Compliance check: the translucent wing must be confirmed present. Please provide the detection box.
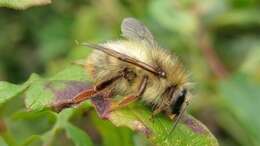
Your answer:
[121,17,158,48]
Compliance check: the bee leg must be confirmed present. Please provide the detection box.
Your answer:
[149,107,163,122]
[72,74,123,104]
[72,87,97,104]
[109,75,148,112]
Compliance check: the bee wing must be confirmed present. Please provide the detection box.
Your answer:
[121,17,158,48]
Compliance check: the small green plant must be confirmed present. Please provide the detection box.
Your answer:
[3,0,259,145]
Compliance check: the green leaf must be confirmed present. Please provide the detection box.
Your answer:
[37,18,72,63]
[107,104,218,146]
[149,0,197,35]
[65,123,93,146]
[90,111,134,146]
[0,73,40,106]
[41,108,93,146]
[0,82,24,105]
[240,46,260,77]
[25,80,91,111]
[218,73,260,145]
[56,108,75,128]
[0,137,8,146]
[40,109,75,145]
[25,80,55,111]
[25,65,90,111]
[49,65,89,81]
[21,135,42,146]
[209,9,260,29]
[0,0,51,10]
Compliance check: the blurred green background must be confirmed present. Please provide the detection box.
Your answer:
[0,0,260,146]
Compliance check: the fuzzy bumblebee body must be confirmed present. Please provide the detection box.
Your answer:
[83,18,191,118]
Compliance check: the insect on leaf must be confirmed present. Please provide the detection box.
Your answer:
[18,65,218,146]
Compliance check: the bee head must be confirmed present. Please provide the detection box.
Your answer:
[163,88,188,139]
[170,88,187,116]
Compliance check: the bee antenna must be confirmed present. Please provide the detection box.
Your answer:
[164,104,187,141]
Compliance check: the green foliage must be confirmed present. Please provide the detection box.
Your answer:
[25,65,89,111]
[0,137,8,146]
[90,111,134,146]
[0,74,39,105]
[1,0,260,146]
[150,0,197,35]
[65,123,93,146]
[0,0,51,10]
[109,104,218,146]
[218,74,260,145]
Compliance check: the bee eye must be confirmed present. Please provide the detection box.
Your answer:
[170,89,187,115]
[159,70,166,78]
